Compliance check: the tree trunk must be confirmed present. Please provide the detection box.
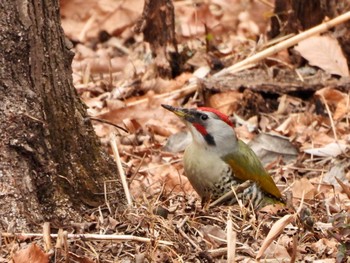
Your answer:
[0,0,126,231]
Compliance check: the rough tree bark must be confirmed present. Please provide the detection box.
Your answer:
[0,0,126,231]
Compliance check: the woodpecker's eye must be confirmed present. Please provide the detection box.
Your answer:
[200,114,208,121]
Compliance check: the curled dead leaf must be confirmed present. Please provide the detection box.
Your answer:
[256,214,295,260]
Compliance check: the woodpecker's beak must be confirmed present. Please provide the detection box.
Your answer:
[161,104,194,122]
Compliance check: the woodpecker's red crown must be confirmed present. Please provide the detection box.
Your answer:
[197,107,234,128]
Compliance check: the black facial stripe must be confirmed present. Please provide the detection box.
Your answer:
[204,133,216,146]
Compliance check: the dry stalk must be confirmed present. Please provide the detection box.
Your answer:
[79,13,97,42]
[290,233,298,263]
[346,91,350,127]
[129,153,146,184]
[227,211,236,263]
[42,222,52,252]
[2,232,173,246]
[319,95,338,141]
[110,133,133,206]
[63,231,69,263]
[103,180,113,214]
[126,79,199,107]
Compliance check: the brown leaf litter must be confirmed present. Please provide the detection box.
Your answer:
[2,0,350,262]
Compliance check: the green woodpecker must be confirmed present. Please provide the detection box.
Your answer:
[162,104,283,208]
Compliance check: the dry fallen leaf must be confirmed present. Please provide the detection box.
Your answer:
[256,214,295,260]
[315,87,349,121]
[323,162,348,189]
[73,56,129,74]
[61,0,143,41]
[312,259,336,263]
[68,253,95,263]
[261,242,291,261]
[310,238,338,258]
[259,203,286,215]
[303,142,348,157]
[335,177,350,199]
[208,90,242,116]
[292,178,316,200]
[163,131,191,153]
[131,161,192,198]
[248,133,298,165]
[177,4,221,37]
[294,35,349,77]
[12,243,49,263]
[316,87,347,105]
[200,225,227,247]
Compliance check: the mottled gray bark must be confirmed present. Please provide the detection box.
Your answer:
[0,0,125,231]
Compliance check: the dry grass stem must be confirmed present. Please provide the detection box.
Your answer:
[129,153,147,184]
[320,95,338,141]
[103,180,113,214]
[2,232,173,246]
[63,231,69,263]
[110,133,133,206]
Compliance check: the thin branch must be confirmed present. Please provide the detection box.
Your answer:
[176,216,200,250]
[1,232,173,246]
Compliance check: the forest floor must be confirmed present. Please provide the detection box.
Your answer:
[4,0,350,262]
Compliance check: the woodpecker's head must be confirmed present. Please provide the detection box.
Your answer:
[162,104,238,154]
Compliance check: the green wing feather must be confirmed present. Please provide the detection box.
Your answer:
[222,140,282,198]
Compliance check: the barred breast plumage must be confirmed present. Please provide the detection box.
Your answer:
[184,141,266,207]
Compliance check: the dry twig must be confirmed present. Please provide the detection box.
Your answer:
[176,216,201,250]
[2,232,173,246]
[110,133,133,206]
